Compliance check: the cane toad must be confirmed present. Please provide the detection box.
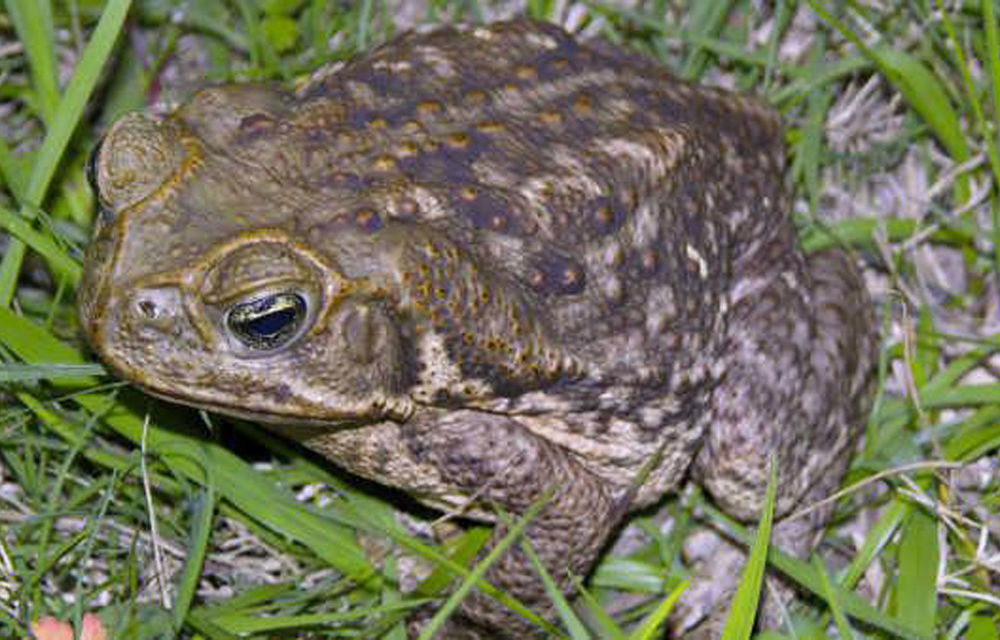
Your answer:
[79,18,876,638]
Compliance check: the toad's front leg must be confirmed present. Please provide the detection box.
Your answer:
[399,408,622,639]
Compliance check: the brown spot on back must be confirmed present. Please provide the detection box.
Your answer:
[528,253,587,296]
[417,101,443,117]
[586,196,627,236]
[464,90,488,106]
[448,186,526,236]
[476,121,507,134]
[354,208,383,231]
[573,94,594,115]
[373,155,398,172]
[515,65,539,81]
[540,111,563,124]
[447,132,471,149]
[401,120,423,134]
[397,141,419,158]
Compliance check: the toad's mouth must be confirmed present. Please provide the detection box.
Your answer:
[139,385,371,438]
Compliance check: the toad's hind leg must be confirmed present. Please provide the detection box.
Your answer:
[676,245,876,634]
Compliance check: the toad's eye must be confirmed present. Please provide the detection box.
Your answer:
[227,292,307,350]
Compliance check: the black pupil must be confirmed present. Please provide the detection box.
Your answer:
[246,307,295,337]
[229,293,306,350]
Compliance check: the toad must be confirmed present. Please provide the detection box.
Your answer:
[79,18,876,638]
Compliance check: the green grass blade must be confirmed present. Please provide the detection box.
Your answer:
[522,539,589,639]
[4,0,59,122]
[410,527,490,597]
[680,0,737,79]
[946,406,1000,461]
[182,611,241,640]
[940,6,1000,194]
[796,41,833,216]
[417,496,558,640]
[356,0,375,50]
[702,500,933,640]
[869,47,970,166]
[814,556,856,640]
[893,506,939,635]
[982,0,1000,278]
[0,203,82,285]
[771,55,871,105]
[172,486,218,633]
[839,500,907,588]
[721,459,778,640]
[208,600,425,633]
[194,583,296,615]
[590,556,669,593]
[574,579,629,640]
[16,392,141,475]
[800,215,974,253]
[0,363,106,382]
[0,0,132,306]
[968,614,1000,640]
[629,580,688,640]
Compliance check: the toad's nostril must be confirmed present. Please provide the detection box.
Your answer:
[127,289,182,331]
[137,298,158,319]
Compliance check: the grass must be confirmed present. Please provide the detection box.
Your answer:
[1,0,999,638]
